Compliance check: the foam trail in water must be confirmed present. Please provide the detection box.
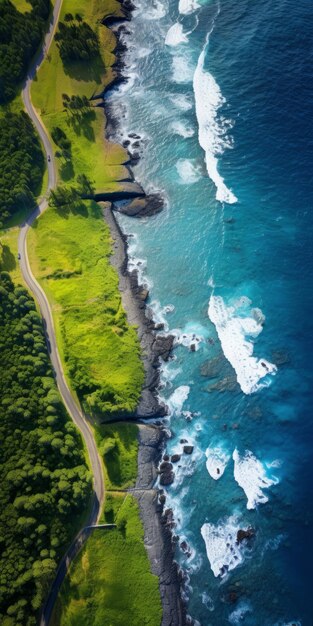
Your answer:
[170,94,193,110]
[176,159,202,184]
[167,385,190,415]
[233,449,278,509]
[145,0,167,20]
[205,444,230,479]
[165,22,189,46]
[179,0,200,14]
[170,120,195,138]
[208,295,277,394]
[193,24,237,204]
[201,515,244,577]
[228,601,252,624]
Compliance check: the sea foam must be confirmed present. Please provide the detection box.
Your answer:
[233,449,278,509]
[170,120,194,138]
[170,94,193,111]
[167,385,190,415]
[193,39,237,204]
[228,601,252,624]
[172,54,194,83]
[165,22,188,46]
[205,444,230,479]
[179,0,200,14]
[208,295,277,394]
[176,158,201,184]
[201,515,244,577]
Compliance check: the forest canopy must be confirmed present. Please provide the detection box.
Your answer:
[0,0,51,103]
[0,111,44,226]
[55,19,100,63]
[0,272,91,625]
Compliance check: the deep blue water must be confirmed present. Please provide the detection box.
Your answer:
[110,0,313,623]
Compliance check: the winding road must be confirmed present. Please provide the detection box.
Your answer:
[17,2,105,623]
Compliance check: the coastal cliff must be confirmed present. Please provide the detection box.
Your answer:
[99,2,187,623]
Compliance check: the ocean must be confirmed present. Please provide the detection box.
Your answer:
[109,0,313,623]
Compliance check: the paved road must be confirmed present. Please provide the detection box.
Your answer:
[17,2,105,623]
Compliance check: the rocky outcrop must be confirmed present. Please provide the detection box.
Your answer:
[115,193,164,218]
[236,528,255,544]
[135,425,186,626]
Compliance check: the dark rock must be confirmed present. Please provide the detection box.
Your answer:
[160,471,175,486]
[117,193,164,218]
[171,454,181,463]
[154,322,165,331]
[190,343,196,352]
[183,445,194,455]
[180,439,188,444]
[152,334,174,362]
[180,541,188,552]
[138,287,149,301]
[159,461,173,472]
[163,454,170,462]
[236,528,255,544]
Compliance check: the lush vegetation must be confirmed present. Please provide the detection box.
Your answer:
[0,271,91,626]
[31,0,129,192]
[0,111,45,226]
[28,200,144,419]
[0,0,51,103]
[52,495,162,626]
[55,18,100,63]
[96,423,139,490]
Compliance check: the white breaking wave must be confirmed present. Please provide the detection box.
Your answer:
[233,449,278,510]
[172,54,194,83]
[165,22,188,46]
[167,385,190,415]
[205,445,230,479]
[179,0,201,14]
[170,120,194,138]
[170,94,193,111]
[201,515,244,577]
[176,158,202,184]
[193,34,237,204]
[208,295,277,394]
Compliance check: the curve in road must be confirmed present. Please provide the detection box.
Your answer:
[16,2,105,623]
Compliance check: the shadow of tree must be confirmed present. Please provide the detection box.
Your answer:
[60,159,75,181]
[1,245,16,272]
[63,56,105,84]
[66,110,96,142]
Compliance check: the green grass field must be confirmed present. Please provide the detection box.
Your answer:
[10,0,31,13]
[95,422,139,490]
[28,200,144,418]
[51,495,162,626]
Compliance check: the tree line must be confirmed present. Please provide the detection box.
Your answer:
[0,111,44,226]
[0,272,91,625]
[55,18,100,63]
[0,0,51,103]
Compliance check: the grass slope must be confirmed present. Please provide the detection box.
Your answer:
[28,201,144,418]
[52,496,162,626]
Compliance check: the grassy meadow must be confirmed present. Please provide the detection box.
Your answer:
[28,200,144,418]
[51,495,162,626]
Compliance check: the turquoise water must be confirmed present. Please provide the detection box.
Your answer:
[110,0,313,623]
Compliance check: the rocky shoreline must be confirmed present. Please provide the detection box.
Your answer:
[98,2,188,625]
